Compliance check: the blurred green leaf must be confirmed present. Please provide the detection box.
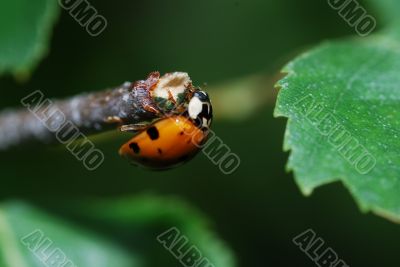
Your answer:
[0,0,59,78]
[0,195,235,267]
[76,194,236,267]
[0,201,139,267]
[367,0,400,25]
[209,73,278,121]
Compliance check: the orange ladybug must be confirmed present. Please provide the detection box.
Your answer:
[119,91,213,170]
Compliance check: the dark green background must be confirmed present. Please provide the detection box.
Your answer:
[0,0,398,266]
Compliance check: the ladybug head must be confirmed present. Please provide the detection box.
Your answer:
[188,90,213,130]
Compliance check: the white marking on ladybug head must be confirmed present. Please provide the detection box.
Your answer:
[188,91,213,130]
[188,95,203,120]
[152,72,192,102]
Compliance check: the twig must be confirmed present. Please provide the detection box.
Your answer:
[0,72,194,150]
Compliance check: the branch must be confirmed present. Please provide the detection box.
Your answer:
[0,72,194,150]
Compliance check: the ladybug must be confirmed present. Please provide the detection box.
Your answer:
[119,90,213,170]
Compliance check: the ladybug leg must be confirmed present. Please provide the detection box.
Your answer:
[120,123,150,133]
[107,116,151,132]
[105,116,124,124]
[143,103,161,115]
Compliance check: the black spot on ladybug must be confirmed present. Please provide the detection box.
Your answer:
[157,148,163,154]
[180,131,184,135]
[129,142,140,154]
[147,126,159,140]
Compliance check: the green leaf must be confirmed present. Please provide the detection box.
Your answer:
[0,0,59,78]
[274,33,400,222]
[0,201,139,267]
